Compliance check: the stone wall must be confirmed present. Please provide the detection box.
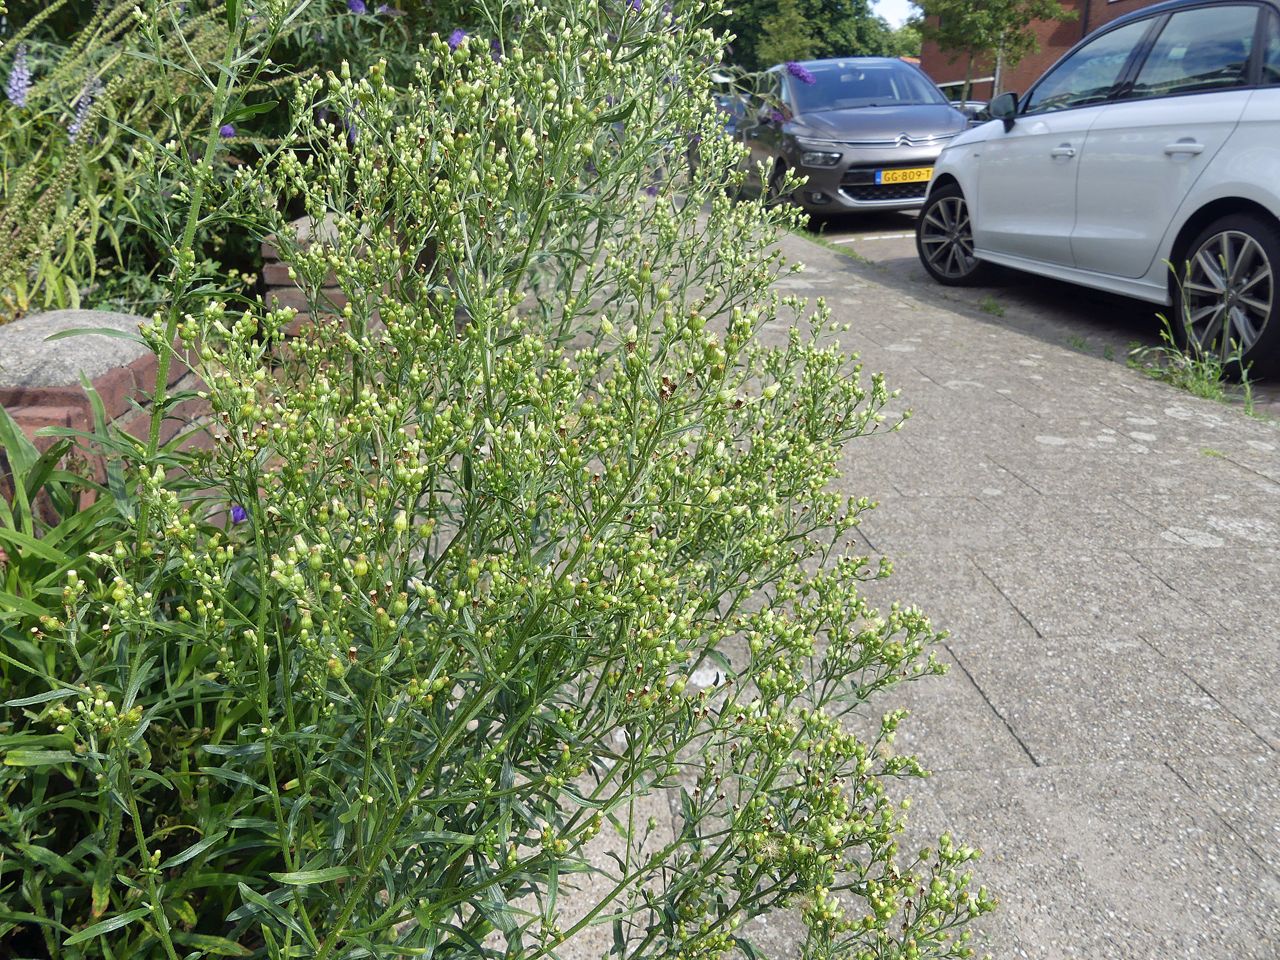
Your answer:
[0,309,206,494]
[1,215,350,502]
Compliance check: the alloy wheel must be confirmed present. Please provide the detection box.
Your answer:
[919,195,978,280]
[1183,230,1274,360]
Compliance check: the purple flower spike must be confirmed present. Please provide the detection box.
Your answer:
[644,184,659,196]
[626,0,642,12]
[7,43,30,108]
[219,123,236,138]
[68,79,102,144]
[448,28,467,51]
[230,504,248,524]
[491,37,503,61]
[785,61,816,84]
[348,0,368,13]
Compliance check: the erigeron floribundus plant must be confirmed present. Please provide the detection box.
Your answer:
[1,0,992,957]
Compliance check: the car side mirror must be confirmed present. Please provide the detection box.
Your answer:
[990,91,1018,131]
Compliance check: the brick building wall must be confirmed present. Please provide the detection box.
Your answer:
[920,0,1164,99]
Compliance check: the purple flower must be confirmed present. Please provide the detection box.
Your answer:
[230,504,248,524]
[219,123,236,138]
[6,43,30,108]
[768,108,785,124]
[490,37,503,61]
[6,43,29,106]
[644,184,659,196]
[68,79,102,144]
[626,0,642,11]
[347,0,367,13]
[447,28,467,51]
[785,61,816,85]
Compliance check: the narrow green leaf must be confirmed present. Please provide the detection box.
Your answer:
[268,866,354,885]
[173,932,252,956]
[233,883,313,943]
[3,688,79,707]
[0,403,40,479]
[159,830,226,870]
[4,749,78,766]
[63,907,151,945]
[0,525,70,564]
[43,326,146,345]
[223,100,278,125]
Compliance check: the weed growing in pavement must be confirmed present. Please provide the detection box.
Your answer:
[1128,311,1254,406]
[977,295,1004,317]
[800,227,877,266]
[1066,334,1087,351]
[1128,266,1275,416]
[1102,344,1115,361]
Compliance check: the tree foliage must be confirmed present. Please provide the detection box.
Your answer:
[722,0,890,70]
[755,0,817,66]
[884,16,923,59]
[917,0,1077,87]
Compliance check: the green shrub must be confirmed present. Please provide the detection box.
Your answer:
[0,0,992,957]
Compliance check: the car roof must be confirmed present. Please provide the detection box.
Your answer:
[1106,0,1280,31]
[771,57,914,71]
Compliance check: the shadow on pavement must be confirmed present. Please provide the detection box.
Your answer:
[798,211,1280,410]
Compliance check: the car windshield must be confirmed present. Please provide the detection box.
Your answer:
[789,62,948,114]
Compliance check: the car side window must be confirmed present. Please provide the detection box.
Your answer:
[1127,4,1258,99]
[1265,11,1280,84]
[1023,18,1153,114]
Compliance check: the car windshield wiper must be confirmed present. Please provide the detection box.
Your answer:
[802,101,941,113]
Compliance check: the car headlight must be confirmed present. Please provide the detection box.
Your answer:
[800,151,842,168]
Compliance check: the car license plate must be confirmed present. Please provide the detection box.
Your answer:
[876,167,932,185]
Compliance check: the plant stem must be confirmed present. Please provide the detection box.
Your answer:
[136,14,241,542]
[118,753,181,960]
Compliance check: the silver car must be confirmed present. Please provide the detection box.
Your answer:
[917,0,1280,374]
[737,57,969,215]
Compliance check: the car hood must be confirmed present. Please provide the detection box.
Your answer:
[788,104,968,142]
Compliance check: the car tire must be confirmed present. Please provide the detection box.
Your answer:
[916,182,990,286]
[1172,213,1280,379]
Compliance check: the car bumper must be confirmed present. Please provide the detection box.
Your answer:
[790,144,946,213]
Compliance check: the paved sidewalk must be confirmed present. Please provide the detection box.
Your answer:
[759,231,1280,959]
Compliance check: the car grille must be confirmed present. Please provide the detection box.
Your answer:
[840,166,929,203]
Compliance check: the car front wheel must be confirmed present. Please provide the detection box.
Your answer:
[916,183,990,286]
[1174,213,1280,379]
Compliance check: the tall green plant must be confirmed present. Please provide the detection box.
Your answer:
[0,0,992,958]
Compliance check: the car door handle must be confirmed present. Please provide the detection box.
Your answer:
[1164,139,1205,156]
[1050,144,1076,159]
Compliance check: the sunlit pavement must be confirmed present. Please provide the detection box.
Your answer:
[734,225,1280,960]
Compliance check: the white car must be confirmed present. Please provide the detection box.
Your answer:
[916,0,1280,375]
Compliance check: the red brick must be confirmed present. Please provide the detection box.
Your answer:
[265,286,349,315]
[920,0,1164,96]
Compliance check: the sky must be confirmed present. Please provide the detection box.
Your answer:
[874,0,917,27]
